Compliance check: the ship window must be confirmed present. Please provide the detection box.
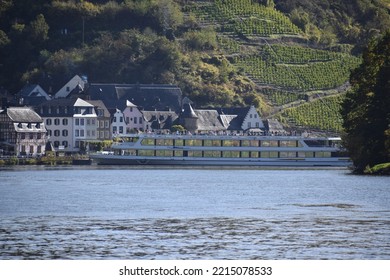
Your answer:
[250,140,259,147]
[174,150,183,157]
[222,140,240,147]
[185,139,202,146]
[241,151,250,158]
[188,151,202,157]
[156,150,173,157]
[280,152,296,158]
[141,138,155,145]
[250,151,259,158]
[298,152,306,158]
[156,139,173,146]
[138,150,154,156]
[203,140,212,146]
[241,140,250,147]
[204,151,221,157]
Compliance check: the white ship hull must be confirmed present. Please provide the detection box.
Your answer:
[90,154,350,167]
[90,133,351,167]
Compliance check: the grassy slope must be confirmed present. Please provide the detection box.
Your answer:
[187,0,365,134]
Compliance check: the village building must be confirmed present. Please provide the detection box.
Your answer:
[37,98,98,153]
[54,75,88,99]
[123,100,144,133]
[87,100,111,141]
[111,109,126,136]
[16,84,51,106]
[0,107,47,157]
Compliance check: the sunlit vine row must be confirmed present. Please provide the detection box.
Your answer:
[189,0,300,36]
[277,94,345,132]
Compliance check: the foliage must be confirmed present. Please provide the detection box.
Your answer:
[278,94,345,132]
[341,32,390,173]
[275,0,390,48]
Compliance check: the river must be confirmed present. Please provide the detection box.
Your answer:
[0,166,389,259]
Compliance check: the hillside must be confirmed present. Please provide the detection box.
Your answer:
[0,0,389,134]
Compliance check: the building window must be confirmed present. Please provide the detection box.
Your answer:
[139,117,143,124]
[37,133,41,139]
[134,117,137,124]
[87,119,91,125]
[75,130,79,137]
[63,119,68,126]
[62,130,68,137]
[54,130,60,137]
[119,126,123,133]
[105,120,109,128]
[247,122,251,128]
[46,119,52,126]
[105,131,109,138]
[75,118,79,126]
[113,117,117,122]
[47,130,52,136]
[56,107,60,114]
[54,118,60,125]
[120,117,123,122]
[62,141,68,147]
[29,146,34,154]
[54,141,59,147]
[91,119,95,125]
[80,119,84,126]
[80,130,84,137]
[37,146,42,154]
[29,133,34,139]
[21,133,25,139]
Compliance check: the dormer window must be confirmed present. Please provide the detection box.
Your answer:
[36,123,40,129]
[27,123,32,129]
[18,123,22,128]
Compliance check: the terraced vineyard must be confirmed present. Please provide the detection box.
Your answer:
[189,0,300,36]
[233,45,360,91]
[276,94,345,132]
[188,0,361,133]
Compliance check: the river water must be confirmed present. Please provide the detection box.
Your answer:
[0,166,389,259]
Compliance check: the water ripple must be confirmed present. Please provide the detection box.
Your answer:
[1,216,389,260]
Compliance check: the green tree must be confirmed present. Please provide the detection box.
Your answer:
[341,32,390,173]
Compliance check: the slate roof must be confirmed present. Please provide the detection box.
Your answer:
[86,84,183,112]
[194,110,225,131]
[142,110,178,130]
[6,107,43,123]
[87,100,111,118]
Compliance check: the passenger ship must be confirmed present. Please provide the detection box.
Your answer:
[90,133,350,167]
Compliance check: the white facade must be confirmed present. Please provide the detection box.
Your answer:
[111,109,127,136]
[73,98,98,150]
[123,100,144,133]
[241,105,265,131]
[45,116,73,151]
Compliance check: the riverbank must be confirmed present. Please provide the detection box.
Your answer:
[364,163,390,175]
[0,155,91,166]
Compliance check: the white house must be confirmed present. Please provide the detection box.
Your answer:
[241,105,265,131]
[54,75,87,99]
[122,100,144,133]
[111,109,126,136]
